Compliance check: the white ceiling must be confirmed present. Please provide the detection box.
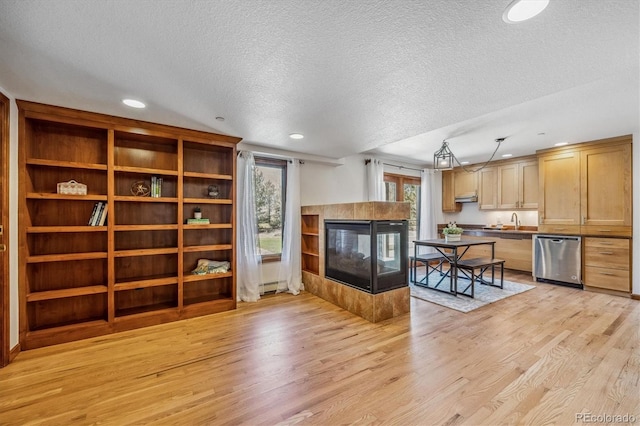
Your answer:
[0,0,638,166]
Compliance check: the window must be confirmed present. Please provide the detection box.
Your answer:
[254,157,287,261]
[384,173,420,254]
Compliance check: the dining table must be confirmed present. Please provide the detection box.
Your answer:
[413,238,496,296]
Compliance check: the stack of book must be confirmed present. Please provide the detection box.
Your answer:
[150,176,163,198]
[187,218,210,224]
[88,202,108,226]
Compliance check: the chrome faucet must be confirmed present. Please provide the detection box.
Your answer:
[511,212,520,230]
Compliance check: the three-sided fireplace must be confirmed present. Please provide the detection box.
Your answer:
[325,220,408,294]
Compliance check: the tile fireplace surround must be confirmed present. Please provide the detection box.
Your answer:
[301,202,411,322]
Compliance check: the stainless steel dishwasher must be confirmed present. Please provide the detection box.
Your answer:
[533,235,582,287]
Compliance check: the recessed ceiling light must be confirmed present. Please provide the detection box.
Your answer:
[554,142,568,146]
[460,161,470,165]
[122,99,146,109]
[503,0,549,24]
[502,154,513,158]
[289,133,304,140]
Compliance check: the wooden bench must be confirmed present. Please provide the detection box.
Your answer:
[454,257,505,298]
[410,253,446,285]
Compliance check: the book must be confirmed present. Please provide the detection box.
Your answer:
[91,202,104,226]
[187,218,210,224]
[97,203,108,226]
[88,202,100,225]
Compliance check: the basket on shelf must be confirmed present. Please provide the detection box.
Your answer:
[56,180,87,195]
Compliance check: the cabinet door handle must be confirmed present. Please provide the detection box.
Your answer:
[598,251,614,255]
[581,216,586,225]
[553,227,567,231]
[540,215,544,224]
[599,230,612,232]
[600,272,615,276]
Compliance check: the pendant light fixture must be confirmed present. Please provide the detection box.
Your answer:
[433,138,505,172]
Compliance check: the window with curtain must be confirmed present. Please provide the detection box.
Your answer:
[254,157,287,261]
[384,173,420,254]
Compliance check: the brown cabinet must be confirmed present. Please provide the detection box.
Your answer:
[18,100,241,349]
[498,159,538,210]
[583,237,630,292]
[459,234,533,272]
[454,169,478,199]
[537,136,632,236]
[478,167,498,210]
[441,170,461,213]
[537,149,582,234]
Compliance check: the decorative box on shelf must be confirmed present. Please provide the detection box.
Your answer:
[187,218,210,224]
[57,180,87,195]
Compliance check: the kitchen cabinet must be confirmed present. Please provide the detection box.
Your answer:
[537,135,632,236]
[537,150,582,234]
[580,143,632,236]
[441,170,461,213]
[478,167,498,210]
[583,237,630,292]
[460,233,533,272]
[454,169,478,199]
[477,157,538,211]
[498,159,538,210]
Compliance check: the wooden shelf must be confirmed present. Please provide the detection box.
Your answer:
[27,252,108,263]
[27,285,108,302]
[114,224,179,231]
[183,223,232,229]
[114,248,179,257]
[183,171,232,180]
[114,165,179,176]
[114,276,179,291]
[114,196,179,203]
[26,192,107,201]
[183,244,232,253]
[18,100,240,350]
[27,158,107,170]
[183,198,233,205]
[27,226,107,233]
[183,272,233,282]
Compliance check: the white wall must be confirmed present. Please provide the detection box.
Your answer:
[300,154,367,206]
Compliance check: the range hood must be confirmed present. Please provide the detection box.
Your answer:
[454,192,478,203]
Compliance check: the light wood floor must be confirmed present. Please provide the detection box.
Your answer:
[1,271,639,425]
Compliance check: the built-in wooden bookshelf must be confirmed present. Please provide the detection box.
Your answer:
[18,100,241,349]
[301,214,320,275]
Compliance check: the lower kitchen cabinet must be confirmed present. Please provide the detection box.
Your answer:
[583,237,631,292]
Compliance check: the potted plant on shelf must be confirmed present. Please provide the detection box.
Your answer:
[442,222,463,242]
[193,206,202,219]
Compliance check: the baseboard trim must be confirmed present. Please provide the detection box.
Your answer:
[9,343,20,362]
[631,294,640,301]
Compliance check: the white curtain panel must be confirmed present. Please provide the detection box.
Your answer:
[236,151,262,302]
[277,159,303,294]
[418,169,438,254]
[366,158,385,201]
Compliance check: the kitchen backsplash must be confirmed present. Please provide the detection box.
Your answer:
[443,204,539,227]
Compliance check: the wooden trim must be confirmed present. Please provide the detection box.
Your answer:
[536,134,632,156]
[0,91,9,367]
[9,343,20,362]
[16,100,242,145]
[631,294,640,301]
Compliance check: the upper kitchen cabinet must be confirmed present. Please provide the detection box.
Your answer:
[537,135,632,236]
[477,167,497,210]
[537,150,581,234]
[441,170,461,213]
[477,157,538,211]
[497,158,538,210]
[453,169,478,201]
[580,140,632,236]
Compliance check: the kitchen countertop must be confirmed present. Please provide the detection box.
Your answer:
[438,224,538,239]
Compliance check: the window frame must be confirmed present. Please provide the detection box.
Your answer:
[253,156,287,263]
[384,172,421,251]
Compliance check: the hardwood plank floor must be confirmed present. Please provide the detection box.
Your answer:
[1,271,638,425]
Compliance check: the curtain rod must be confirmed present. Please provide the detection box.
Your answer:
[365,158,424,172]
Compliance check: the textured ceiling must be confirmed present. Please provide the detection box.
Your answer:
[0,0,637,165]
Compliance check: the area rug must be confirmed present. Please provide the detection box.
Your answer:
[410,274,535,313]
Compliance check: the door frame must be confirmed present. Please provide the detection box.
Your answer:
[0,91,9,367]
